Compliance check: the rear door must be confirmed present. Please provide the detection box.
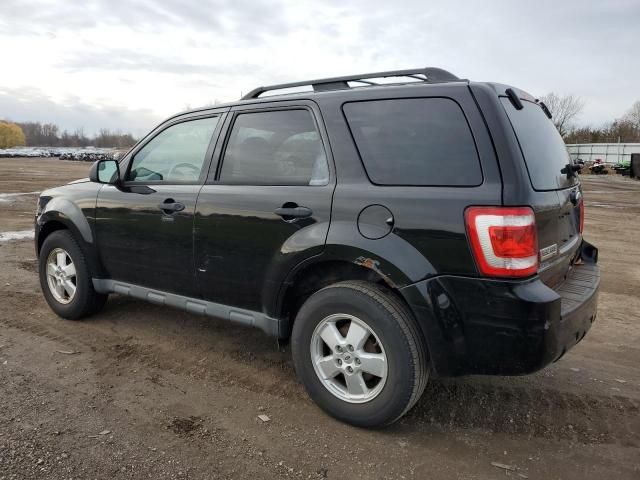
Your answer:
[194,101,334,313]
[499,96,583,287]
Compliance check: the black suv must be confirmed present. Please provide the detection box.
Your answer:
[35,68,600,427]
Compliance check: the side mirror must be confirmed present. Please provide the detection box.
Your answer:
[90,159,120,185]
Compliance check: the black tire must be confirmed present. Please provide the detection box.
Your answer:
[38,230,108,319]
[291,281,429,427]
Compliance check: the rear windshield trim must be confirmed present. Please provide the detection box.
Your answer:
[341,96,484,188]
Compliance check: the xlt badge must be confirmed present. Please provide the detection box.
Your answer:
[539,244,558,262]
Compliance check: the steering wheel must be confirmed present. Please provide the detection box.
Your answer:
[167,162,200,181]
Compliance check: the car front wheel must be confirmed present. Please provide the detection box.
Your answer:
[38,230,107,319]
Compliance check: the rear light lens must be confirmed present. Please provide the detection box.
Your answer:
[578,199,584,233]
[465,206,538,278]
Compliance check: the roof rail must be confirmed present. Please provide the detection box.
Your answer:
[241,67,460,100]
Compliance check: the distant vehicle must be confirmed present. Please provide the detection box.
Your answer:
[613,158,631,176]
[34,68,600,427]
[589,159,608,175]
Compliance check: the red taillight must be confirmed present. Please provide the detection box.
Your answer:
[465,206,538,278]
[579,199,584,234]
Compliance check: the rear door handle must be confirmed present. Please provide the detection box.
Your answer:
[274,206,313,219]
[159,201,185,213]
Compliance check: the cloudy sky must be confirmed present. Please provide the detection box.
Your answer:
[0,0,638,136]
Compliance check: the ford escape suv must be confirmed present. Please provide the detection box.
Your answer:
[35,67,600,427]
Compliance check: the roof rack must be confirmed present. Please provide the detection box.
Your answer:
[241,67,460,100]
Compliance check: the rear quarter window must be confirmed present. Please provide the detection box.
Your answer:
[343,98,482,186]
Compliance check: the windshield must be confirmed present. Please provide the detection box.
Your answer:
[501,97,577,190]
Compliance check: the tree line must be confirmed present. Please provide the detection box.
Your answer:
[16,122,137,148]
[540,94,640,144]
[0,120,137,148]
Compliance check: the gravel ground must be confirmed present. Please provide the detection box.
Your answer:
[0,157,639,479]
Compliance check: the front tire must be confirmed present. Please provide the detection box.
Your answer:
[38,230,107,319]
[291,281,429,427]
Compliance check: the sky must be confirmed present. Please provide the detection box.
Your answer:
[0,0,638,137]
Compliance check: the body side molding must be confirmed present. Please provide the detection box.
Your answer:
[92,279,280,337]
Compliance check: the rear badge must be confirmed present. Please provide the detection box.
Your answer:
[539,244,558,262]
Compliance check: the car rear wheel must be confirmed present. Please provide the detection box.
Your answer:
[291,281,429,427]
[39,230,107,319]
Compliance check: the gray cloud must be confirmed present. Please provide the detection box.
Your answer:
[0,87,162,137]
[0,0,291,42]
[57,48,260,78]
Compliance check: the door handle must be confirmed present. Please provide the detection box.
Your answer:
[274,206,313,220]
[159,201,185,213]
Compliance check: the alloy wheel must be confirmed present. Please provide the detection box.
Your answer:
[310,313,388,403]
[45,248,77,304]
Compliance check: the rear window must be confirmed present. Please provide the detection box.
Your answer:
[500,98,577,190]
[343,98,482,186]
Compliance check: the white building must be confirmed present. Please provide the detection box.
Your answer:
[566,143,640,165]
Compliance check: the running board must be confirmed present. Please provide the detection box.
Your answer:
[92,279,280,337]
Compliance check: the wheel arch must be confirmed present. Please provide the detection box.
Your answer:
[275,254,422,340]
[37,197,94,250]
[37,207,105,277]
[36,219,69,254]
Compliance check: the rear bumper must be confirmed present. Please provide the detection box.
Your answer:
[541,262,599,365]
[400,241,600,376]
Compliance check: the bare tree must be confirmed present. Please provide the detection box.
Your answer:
[624,100,640,129]
[539,92,585,138]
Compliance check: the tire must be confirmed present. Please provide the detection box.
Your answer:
[291,281,429,427]
[38,230,108,319]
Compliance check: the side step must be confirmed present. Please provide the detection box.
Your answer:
[92,279,280,337]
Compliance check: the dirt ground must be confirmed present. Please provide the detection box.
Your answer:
[0,157,638,480]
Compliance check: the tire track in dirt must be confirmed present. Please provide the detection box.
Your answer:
[0,295,85,353]
[0,291,306,399]
[3,290,639,447]
[406,382,639,446]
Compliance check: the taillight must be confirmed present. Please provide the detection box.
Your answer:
[465,206,538,278]
[579,199,584,234]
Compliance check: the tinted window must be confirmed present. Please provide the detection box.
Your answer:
[343,98,481,186]
[500,98,576,190]
[220,110,328,185]
[128,117,218,183]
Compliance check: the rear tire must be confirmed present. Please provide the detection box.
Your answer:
[38,230,107,319]
[291,281,429,427]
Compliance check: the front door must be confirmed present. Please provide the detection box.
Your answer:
[194,105,334,313]
[95,114,223,296]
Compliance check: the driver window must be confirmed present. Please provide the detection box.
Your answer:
[128,116,219,183]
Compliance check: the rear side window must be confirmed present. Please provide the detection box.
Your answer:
[500,98,576,190]
[219,109,329,186]
[343,98,482,186]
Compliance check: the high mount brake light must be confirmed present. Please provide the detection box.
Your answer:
[465,206,538,278]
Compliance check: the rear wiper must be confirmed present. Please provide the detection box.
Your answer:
[538,101,552,119]
[561,163,581,179]
[505,88,523,110]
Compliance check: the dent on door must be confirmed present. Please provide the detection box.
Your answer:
[194,185,333,312]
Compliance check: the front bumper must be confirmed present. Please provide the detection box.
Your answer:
[400,242,600,376]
